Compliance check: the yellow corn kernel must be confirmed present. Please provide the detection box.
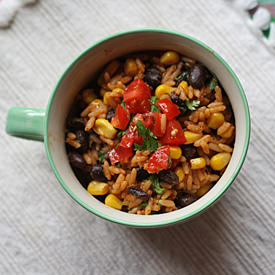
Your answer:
[160,51,180,66]
[93,118,117,139]
[184,131,203,144]
[178,81,188,94]
[175,166,184,182]
[208,113,225,129]
[196,183,213,197]
[170,146,182,159]
[190,157,206,170]
[87,181,109,196]
[82,89,97,104]
[221,126,234,139]
[103,92,111,104]
[210,152,231,171]
[105,194,122,210]
[124,58,138,76]
[92,99,103,104]
[155,85,173,98]
[100,88,109,97]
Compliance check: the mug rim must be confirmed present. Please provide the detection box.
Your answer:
[44,28,250,227]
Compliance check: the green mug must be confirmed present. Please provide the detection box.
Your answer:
[6,29,250,227]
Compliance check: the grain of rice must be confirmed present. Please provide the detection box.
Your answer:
[136,58,145,73]
[83,150,93,165]
[209,105,226,113]
[120,76,132,84]
[188,86,194,99]
[218,143,233,152]
[85,116,95,131]
[159,182,171,190]
[108,166,126,175]
[100,135,115,146]
[145,198,154,215]
[215,86,223,102]
[159,200,175,208]
[187,175,193,191]
[217,122,231,135]
[209,142,223,152]
[67,132,76,139]
[208,174,220,182]
[162,80,176,86]
[66,138,81,148]
[162,65,176,83]
[103,160,111,180]
[129,168,137,186]
[140,180,152,192]
[157,114,166,136]
[194,89,201,98]
[183,162,190,174]
[104,71,111,82]
[161,190,172,200]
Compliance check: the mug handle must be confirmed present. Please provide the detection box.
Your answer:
[6,107,46,141]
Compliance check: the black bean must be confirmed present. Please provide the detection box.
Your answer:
[182,145,197,160]
[75,130,89,153]
[143,68,162,88]
[72,167,92,189]
[176,192,197,208]
[127,186,150,201]
[159,170,179,185]
[67,117,85,130]
[68,152,86,169]
[106,109,115,122]
[170,92,185,107]
[136,167,150,181]
[189,64,208,89]
[90,165,107,182]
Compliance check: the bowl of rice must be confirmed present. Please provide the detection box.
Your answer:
[35,29,251,227]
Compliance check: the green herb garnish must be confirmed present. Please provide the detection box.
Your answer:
[149,174,165,194]
[133,121,159,152]
[150,96,161,113]
[209,74,218,90]
[185,99,200,111]
[98,152,106,163]
[179,106,187,114]
[140,202,148,207]
[175,71,189,82]
[120,101,126,110]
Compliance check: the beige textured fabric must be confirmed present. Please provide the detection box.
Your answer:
[1,0,275,274]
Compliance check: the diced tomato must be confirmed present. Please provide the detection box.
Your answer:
[125,98,150,114]
[120,125,142,148]
[145,146,170,173]
[124,79,151,102]
[143,113,154,129]
[132,114,144,125]
[156,98,180,120]
[124,79,151,114]
[160,119,186,145]
[111,104,130,130]
[151,112,165,137]
[108,146,133,165]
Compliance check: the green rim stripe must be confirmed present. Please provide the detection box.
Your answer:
[44,28,250,227]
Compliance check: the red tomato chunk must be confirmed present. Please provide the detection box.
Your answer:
[108,146,133,165]
[160,119,186,145]
[156,98,180,120]
[111,104,130,130]
[145,146,170,173]
[123,79,151,114]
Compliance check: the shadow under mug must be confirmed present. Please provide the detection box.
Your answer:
[6,29,250,227]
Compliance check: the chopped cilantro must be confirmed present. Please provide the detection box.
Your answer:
[149,174,165,194]
[98,152,106,163]
[150,96,161,113]
[121,101,126,110]
[140,202,148,207]
[185,99,200,111]
[179,106,187,114]
[209,74,218,90]
[133,120,159,152]
[175,71,189,82]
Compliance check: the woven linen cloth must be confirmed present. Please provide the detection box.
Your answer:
[1,0,275,274]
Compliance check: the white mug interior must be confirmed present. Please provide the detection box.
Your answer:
[46,30,249,227]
